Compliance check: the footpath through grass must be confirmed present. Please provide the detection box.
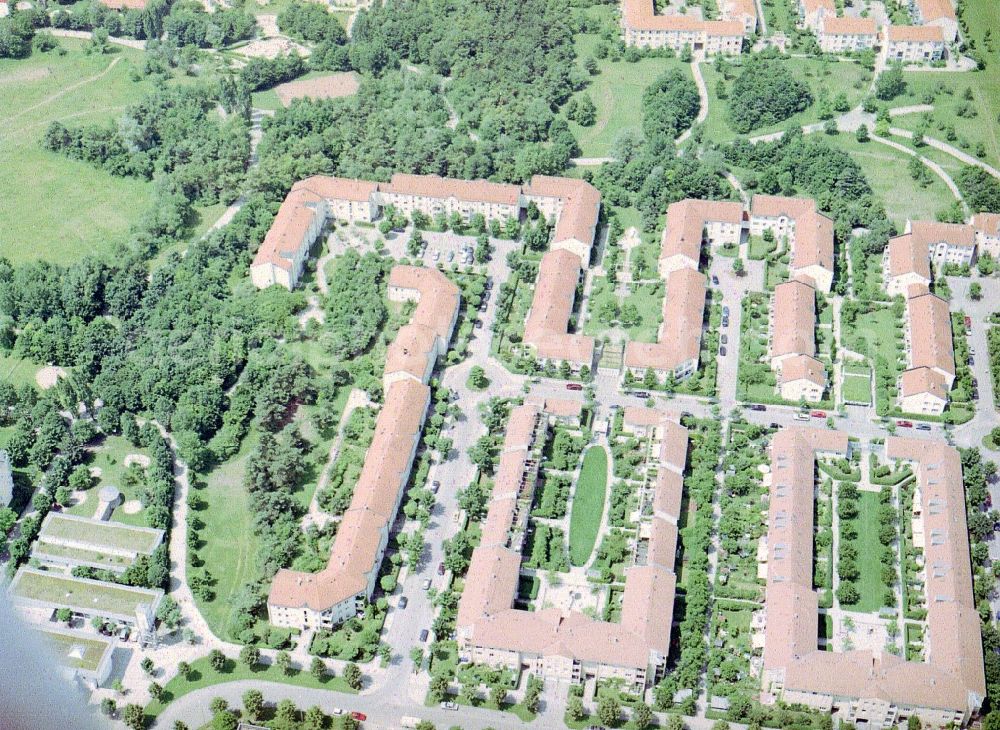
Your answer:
[568,445,608,566]
[144,654,357,720]
[0,41,221,265]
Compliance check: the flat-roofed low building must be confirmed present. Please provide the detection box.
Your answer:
[522,249,595,372]
[39,626,116,689]
[621,0,746,55]
[973,212,1000,259]
[909,219,976,268]
[32,513,164,574]
[884,24,946,62]
[0,448,12,506]
[883,232,932,298]
[817,15,879,53]
[9,568,162,631]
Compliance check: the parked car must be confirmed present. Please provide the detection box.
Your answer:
[350,712,367,722]
[719,346,727,356]
[441,702,459,711]
[398,596,408,609]
[916,423,932,431]
[633,391,650,398]
[566,383,583,391]
[722,306,730,316]
[721,334,728,345]
[431,480,441,492]
[969,355,976,365]
[432,250,441,261]
[770,422,781,429]
[446,251,455,262]
[331,708,344,716]
[474,320,483,329]
[973,389,980,400]
[422,578,431,590]
[810,410,826,419]
[965,315,972,328]
[721,318,729,328]
[437,562,445,576]
[749,404,766,412]
[711,275,720,285]
[794,413,811,422]
[896,420,913,428]
[419,629,429,642]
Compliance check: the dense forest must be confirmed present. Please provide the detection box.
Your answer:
[727,54,813,133]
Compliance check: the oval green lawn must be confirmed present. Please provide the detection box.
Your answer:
[568,445,608,567]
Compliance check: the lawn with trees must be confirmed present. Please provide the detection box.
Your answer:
[568,445,608,567]
[0,40,223,265]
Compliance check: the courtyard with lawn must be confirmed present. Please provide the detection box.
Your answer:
[568,445,608,567]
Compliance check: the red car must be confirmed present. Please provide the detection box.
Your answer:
[810,410,826,419]
[350,712,367,722]
[896,420,913,428]
[565,383,583,391]
[965,316,972,328]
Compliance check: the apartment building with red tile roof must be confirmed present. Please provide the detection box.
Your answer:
[885,23,946,62]
[522,249,595,370]
[973,212,1000,258]
[909,219,976,269]
[252,174,601,291]
[817,15,879,52]
[658,199,744,277]
[769,279,826,402]
[900,291,954,415]
[761,430,984,726]
[719,0,758,34]
[624,267,707,381]
[621,0,746,55]
[457,405,687,689]
[910,0,958,41]
[524,176,602,263]
[749,195,835,292]
[267,265,459,631]
[797,0,835,30]
[883,233,933,298]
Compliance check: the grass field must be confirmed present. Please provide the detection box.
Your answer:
[144,654,356,720]
[886,3,1000,173]
[42,629,113,671]
[569,9,693,157]
[701,57,871,143]
[824,134,956,229]
[191,435,262,640]
[842,373,872,405]
[0,353,41,389]
[568,446,608,567]
[0,41,221,266]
